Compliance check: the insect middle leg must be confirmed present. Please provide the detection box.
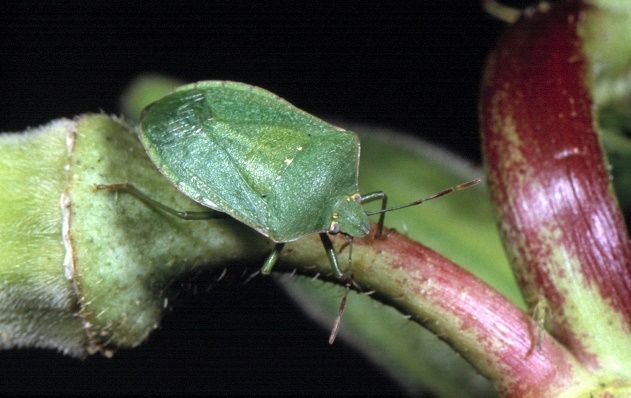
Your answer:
[360,191,388,237]
[260,243,285,275]
[95,183,226,220]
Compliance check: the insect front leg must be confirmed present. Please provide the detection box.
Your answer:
[360,191,388,237]
[95,183,226,220]
[261,234,344,278]
[320,233,343,279]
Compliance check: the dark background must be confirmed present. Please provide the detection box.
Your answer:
[0,1,531,395]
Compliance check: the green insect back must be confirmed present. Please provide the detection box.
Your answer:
[140,81,369,242]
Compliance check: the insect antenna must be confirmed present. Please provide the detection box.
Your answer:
[329,237,354,344]
[366,178,481,216]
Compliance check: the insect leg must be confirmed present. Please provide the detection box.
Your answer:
[95,183,225,220]
[320,233,343,279]
[329,276,352,344]
[260,242,285,275]
[360,191,388,237]
[329,237,354,344]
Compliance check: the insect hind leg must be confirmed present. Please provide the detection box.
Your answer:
[95,182,226,220]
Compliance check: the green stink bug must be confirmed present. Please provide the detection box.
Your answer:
[98,81,478,280]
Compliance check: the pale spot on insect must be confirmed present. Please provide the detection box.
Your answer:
[297,146,303,151]
[329,213,340,234]
[284,157,294,166]
[345,193,362,203]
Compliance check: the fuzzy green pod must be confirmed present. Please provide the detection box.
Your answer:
[0,115,269,356]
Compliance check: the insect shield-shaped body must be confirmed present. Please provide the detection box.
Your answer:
[139,81,370,278]
[98,81,478,279]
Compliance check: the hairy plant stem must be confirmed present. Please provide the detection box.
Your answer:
[287,230,594,397]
